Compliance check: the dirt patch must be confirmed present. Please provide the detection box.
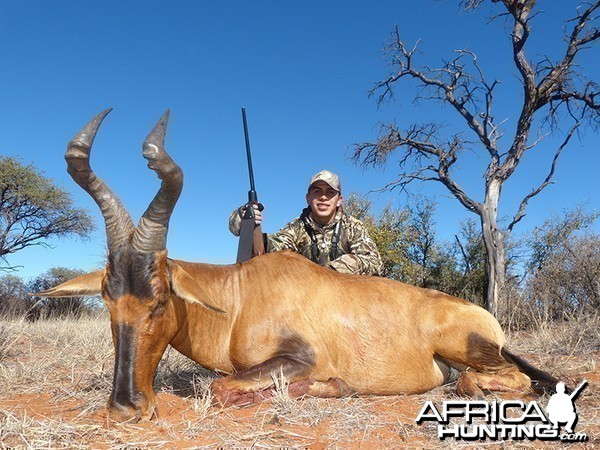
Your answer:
[0,317,598,448]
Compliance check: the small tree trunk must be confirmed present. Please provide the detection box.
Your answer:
[480,179,507,319]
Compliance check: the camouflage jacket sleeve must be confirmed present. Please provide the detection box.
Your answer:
[328,216,384,276]
[265,218,304,253]
[228,208,242,236]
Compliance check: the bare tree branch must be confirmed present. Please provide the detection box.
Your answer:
[455,234,472,275]
[497,1,599,183]
[494,0,538,182]
[353,121,483,214]
[0,261,24,273]
[507,124,580,232]
[536,1,600,108]
[376,29,503,158]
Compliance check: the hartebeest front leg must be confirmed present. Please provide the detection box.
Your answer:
[213,373,354,407]
[133,110,184,253]
[211,354,314,406]
[211,344,354,407]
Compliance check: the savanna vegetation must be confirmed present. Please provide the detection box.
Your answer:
[0,156,93,272]
[344,195,599,329]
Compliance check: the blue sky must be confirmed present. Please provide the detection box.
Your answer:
[1,1,598,280]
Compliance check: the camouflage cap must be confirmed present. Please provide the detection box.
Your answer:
[308,170,341,193]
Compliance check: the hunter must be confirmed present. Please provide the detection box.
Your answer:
[229,170,384,276]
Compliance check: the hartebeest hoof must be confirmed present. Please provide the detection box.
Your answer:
[456,372,485,398]
[107,400,157,423]
[456,367,532,398]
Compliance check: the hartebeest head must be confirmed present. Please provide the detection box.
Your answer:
[37,110,184,421]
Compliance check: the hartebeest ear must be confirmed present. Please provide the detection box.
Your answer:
[168,261,227,314]
[31,270,104,298]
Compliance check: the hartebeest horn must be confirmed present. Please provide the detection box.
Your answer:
[66,109,135,250]
[132,110,183,253]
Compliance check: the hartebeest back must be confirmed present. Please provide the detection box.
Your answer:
[37,110,557,422]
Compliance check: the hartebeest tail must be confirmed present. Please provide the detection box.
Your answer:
[36,109,559,423]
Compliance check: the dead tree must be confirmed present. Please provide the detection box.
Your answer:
[353,0,599,319]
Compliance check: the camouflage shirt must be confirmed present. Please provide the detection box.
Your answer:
[229,207,383,276]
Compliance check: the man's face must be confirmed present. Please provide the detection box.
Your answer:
[306,180,342,225]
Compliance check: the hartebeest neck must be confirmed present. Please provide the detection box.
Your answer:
[165,260,240,374]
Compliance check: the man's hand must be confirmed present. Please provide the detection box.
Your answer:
[240,203,263,226]
[230,203,264,236]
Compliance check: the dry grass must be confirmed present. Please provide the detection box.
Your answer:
[506,313,599,377]
[0,312,598,448]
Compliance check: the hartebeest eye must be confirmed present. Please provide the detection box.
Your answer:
[150,299,168,319]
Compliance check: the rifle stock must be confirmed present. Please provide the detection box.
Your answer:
[253,220,265,257]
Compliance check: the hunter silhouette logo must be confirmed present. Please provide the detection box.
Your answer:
[415,380,589,442]
[546,380,587,435]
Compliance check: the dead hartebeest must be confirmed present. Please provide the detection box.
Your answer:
[37,110,557,423]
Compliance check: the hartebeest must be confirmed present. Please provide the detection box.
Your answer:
[38,110,556,423]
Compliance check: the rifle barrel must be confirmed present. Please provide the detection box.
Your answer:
[241,107,256,199]
[569,380,588,399]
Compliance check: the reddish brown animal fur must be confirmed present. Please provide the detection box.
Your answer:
[37,110,557,422]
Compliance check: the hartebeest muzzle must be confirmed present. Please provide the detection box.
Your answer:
[108,323,154,422]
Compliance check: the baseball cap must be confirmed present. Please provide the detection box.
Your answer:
[308,170,341,193]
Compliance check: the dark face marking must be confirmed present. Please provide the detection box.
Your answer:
[109,323,141,410]
[104,249,168,302]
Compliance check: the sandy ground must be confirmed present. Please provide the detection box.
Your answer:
[0,316,598,448]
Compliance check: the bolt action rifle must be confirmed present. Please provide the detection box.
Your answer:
[236,107,266,263]
[569,380,588,400]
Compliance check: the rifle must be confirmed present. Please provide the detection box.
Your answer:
[236,107,265,263]
[569,380,587,400]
